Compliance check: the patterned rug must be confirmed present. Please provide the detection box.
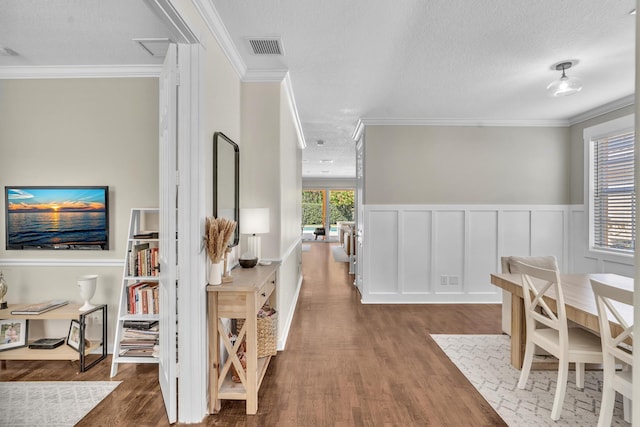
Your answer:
[0,381,121,426]
[432,334,628,426]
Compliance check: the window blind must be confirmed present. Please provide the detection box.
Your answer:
[592,131,635,252]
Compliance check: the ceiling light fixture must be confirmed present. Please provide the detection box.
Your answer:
[547,61,582,97]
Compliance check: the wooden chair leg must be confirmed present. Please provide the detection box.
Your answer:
[575,362,584,389]
[551,360,569,421]
[517,340,535,389]
[597,386,616,427]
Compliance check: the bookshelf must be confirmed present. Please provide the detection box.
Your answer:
[110,208,160,377]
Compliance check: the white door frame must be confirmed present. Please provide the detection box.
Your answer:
[175,42,209,423]
[158,43,178,424]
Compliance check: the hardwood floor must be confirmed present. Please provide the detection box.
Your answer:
[0,242,507,426]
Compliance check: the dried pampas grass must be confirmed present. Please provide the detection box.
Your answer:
[205,217,237,263]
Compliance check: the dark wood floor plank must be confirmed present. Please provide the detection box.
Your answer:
[1,242,506,426]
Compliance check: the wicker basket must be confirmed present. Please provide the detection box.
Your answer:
[256,312,277,357]
[235,307,277,358]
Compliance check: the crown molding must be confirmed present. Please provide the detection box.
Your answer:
[568,94,635,125]
[243,69,289,82]
[283,73,306,149]
[192,0,247,78]
[146,0,199,44]
[352,119,365,141]
[356,117,570,128]
[0,65,163,79]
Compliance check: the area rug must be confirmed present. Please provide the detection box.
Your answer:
[431,334,628,427]
[331,245,349,262]
[0,381,121,426]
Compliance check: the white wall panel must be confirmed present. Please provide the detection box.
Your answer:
[500,211,531,257]
[434,211,465,293]
[361,204,630,303]
[531,210,566,267]
[401,210,431,293]
[468,211,499,294]
[570,207,633,276]
[366,210,398,294]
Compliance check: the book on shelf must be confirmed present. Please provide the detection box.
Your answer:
[11,300,69,315]
[123,320,158,329]
[29,337,66,349]
[119,346,159,357]
[127,243,159,277]
[133,231,159,239]
[126,282,159,315]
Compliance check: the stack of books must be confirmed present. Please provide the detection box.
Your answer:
[11,300,68,315]
[119,320,159,357]
[126,282,159,315]
[127,243,159,277]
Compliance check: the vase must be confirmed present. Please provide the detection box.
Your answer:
[78,274,98,312]
[209,261,223,285]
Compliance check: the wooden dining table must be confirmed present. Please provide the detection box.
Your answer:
[491,272,634,369]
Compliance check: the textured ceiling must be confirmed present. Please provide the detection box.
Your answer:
[0,0,175,66]
[212,0,636,178]
[1,1,636,179]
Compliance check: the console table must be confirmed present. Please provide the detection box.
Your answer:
[207,263,278,415]
[0,303,107,372]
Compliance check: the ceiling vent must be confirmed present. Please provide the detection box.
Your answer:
[247,38,284,55]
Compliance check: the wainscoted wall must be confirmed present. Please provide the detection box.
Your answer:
[362,204,634,304]
[569,206,634,276]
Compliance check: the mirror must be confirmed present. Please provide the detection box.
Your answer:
[213,132,239,247]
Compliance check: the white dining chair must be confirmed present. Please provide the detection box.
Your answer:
[500,256,559,336]
[515,261,603,421]
[590,278,634,427]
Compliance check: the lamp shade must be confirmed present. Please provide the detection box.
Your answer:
[547,75,583,97]
[240,208,270,235]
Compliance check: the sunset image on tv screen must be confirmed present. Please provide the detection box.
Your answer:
[5,187,108,250]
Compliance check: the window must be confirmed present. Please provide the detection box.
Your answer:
[587,115,635,254]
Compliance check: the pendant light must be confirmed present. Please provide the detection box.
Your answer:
[547,61,582,97]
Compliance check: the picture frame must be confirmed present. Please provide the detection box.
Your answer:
[0,318,28,351]
[66,319,81,352]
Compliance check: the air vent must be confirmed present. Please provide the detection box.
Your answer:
[247,38,284,55]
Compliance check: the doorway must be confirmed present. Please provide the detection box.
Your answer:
[302,189,354,241]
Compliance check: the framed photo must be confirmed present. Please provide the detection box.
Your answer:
[67,320,81,352]
[0,319,28,351]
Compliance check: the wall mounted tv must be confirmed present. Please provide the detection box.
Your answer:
[5,186,109,250]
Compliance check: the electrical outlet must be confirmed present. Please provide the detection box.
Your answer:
[449,276,459,286]
[440,275,448,286]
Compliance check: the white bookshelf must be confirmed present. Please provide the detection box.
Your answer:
[110,208,160,377]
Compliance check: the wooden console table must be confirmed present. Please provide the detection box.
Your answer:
[0,303,107,372]
[207,263,278,415]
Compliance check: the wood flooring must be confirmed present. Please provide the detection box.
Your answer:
[0,242,507,426]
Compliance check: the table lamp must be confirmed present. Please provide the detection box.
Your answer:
[240,208,270,264]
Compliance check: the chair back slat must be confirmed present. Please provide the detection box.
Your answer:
[590,279,634,367]
[515,261,567,338]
